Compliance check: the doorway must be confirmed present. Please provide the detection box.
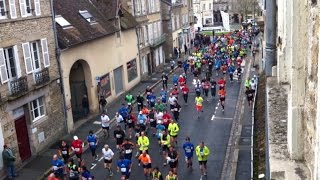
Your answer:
[15,116,31,161]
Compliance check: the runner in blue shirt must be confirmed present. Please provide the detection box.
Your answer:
[183,137,195,169]
[147,93,156,108]
[87,130,99,164]
[117,155,132,180]
[159,89,168,105]
[51,154,65,179]
[156,121,166,153]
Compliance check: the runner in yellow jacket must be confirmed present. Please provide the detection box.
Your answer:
[195,142,210,179]
[167,120,179,146]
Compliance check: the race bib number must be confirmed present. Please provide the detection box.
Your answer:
[183,91,187,94]
[89,142,95,146]
[150,119,154,122]
[174,108,178,111]
[138,102,141,105]
[185,148,191,153]
[125,149,132,154]
[116,134,122,138]
[53,166,59,171]
[75,148,80,152]
[62,150,67,155]
[139,119,144,124]
[121,168,127,172]
[128,119,132,123]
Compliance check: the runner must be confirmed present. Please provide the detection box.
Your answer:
[114,125,126,150]
[165,170,178,180]
[147,92,157,108]
[71,136,83,167]
[162,110,171,129]
[166,146,179,174]
[99,96,107,113]
[183,137,195,169]
[102,144,114,176]
[168,120,179,145]
[121,138,135,161]
[137,131,150,159]
[171,87,179,100]
[181,84,189,104]
[228,65,235,82]
[149,108,157,136]
[117,155,132,180]
[86,130,99,165]
[245,87,255,108]
[125,92,134,106]
[126,112,136,139]
[210,78,217,99]
[171,101,181,122]
[118,104,128,129]
[162,73,169,90]
[137,111,148,133]
[101,112,111,138]
[202,80,210,101]
[115,112,124,127]
[58,140,71,163]
[168,94,177,111]
[155,99,165,112]
[236,66,242,81]
[137,92,145,111]
[218,88,226,112]
[67,159,79,180]
[196,142,210,180]
[195,94,204,118]
[51,154,65,179]
[151,167,164,180]
[159,89,168,106]
[80,166,94,180]
[160,130,171,166]
[217,77,226,90]
[138,150,152,180]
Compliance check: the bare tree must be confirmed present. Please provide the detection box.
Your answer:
[231,0,258,21]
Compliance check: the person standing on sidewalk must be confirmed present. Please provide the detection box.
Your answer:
[2,144,17,179]
[195,142,210,180]
[99,96,107,113]
[71,136,84,167]
[87,130,99,165]
[137,92,145,112]
[162,73,169,90]
[102,144,114,177]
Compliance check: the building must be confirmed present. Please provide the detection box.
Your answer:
[263,0,320,179]
[121,0,166,76]
[161,0,193,60]
[212,0,230,25]
[53,0,140,131]
[0,0,65,170]
[193,0,214,30]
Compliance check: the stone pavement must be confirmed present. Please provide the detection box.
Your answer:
[12,63,180,180]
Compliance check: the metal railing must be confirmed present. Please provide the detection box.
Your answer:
[9,76,28,97]
[150,34,167,47]
[34,68,50,86]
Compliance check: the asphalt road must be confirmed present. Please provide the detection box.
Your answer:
[78,69,241,180]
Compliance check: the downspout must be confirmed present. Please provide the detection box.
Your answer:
[135,27,143,78]
[49,0,69,133]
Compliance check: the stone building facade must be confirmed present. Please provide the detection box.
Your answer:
[265,0,320,179]
[0,0,65,171]
[121,0,166,76]
[161,0,194,61]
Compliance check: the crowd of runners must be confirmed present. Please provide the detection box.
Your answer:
[49,28,259,180]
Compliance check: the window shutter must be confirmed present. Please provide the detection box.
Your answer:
[0,48,9,84]
[41,38,50,67]
[34,0,41,16]
[19,0,27,17]
[22,42,33,74]
[9,0,17,19]
[13,46,22,78]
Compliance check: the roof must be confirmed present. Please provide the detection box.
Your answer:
[53,0,138,49]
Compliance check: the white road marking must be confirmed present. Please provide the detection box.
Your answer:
[211,115,215,120]
[213,117,233,120]
[98,157,104,161]
[93,121,101,124]
[90,163,97,169]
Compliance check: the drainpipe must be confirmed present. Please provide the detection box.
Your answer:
[135,27,143,78]
[49,0,69,133]
[264,0,277,76]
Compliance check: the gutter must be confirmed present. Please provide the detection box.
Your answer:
[49,0,69,132]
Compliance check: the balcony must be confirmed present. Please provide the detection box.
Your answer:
[9,76,28,97]
[135,13,149,23]
[150,34,167,48]
[34,68,50,86]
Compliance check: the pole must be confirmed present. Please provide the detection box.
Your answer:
[265,0,276,76]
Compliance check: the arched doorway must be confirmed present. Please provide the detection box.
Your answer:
[69,60,91,121]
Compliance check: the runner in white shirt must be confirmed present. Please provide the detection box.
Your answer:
[102,144,114,176]
[168,94,177,110]
[115,112,124,127]
[101,113,110,138]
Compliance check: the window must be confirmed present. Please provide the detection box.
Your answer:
[79,10,96,24]
[55,15,72,29]
[134,0,141,15]
[127,59,137,82]
[0,0,6,19]
[20,0,40,17]
[30,41,40,71]
[0,46,21,83]
[30,97,45,121]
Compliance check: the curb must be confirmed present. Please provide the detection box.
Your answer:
[39,66,179,180]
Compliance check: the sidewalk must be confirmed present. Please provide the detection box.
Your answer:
[13,63,179,180]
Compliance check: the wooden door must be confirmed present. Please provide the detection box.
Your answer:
[14,116,31,161]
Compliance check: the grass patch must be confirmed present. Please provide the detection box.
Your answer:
[200,31,230,36]
[253,73,266,180]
